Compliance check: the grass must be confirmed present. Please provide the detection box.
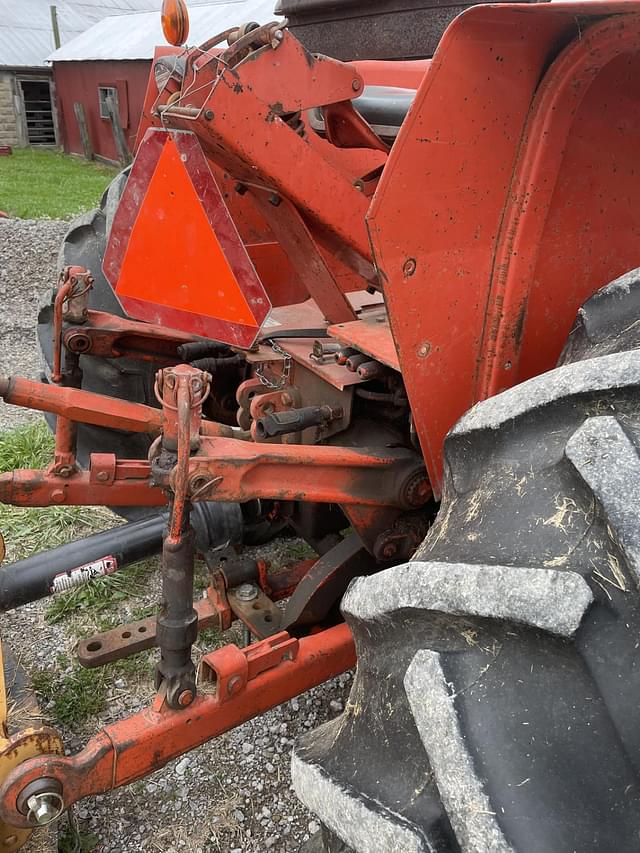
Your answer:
[0,147,118,219]
[0,421,114,563]
[196,626,225,650]
[283,539,317,560]
[0,420,154,618]
[0,420,55,471]
[32,662,108,727]
[0,419,161,729]
[32,649,153,727]
[58,825,99,853]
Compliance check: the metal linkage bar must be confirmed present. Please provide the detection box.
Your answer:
[175,437,429,509]
[64,309,199,362]
[0,371,428,511]
[0,375,232,438]
[0,442,427,511]
[0,624,355,828]
[154,365,210,710]
[0,376,163,435]
[0,461,163,508]
[77,596,218,667]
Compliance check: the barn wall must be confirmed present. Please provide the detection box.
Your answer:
[0,72,19,146]
[53,59,151,163]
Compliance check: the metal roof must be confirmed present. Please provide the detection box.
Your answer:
[0,0,160,69]
[47,1,279,62]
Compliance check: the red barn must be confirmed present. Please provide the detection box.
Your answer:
[49,0,279,164]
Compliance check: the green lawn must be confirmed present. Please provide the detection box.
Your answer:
[0,147,118,220]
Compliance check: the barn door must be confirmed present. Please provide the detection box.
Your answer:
[19,79,55,145]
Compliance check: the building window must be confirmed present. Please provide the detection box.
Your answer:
[98,86,118,119]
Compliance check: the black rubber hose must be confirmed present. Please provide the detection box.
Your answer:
[191,354,245,373]
[176,340,230,360]
[0,502,243,612]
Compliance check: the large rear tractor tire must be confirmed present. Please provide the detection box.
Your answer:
[293,269,640,852]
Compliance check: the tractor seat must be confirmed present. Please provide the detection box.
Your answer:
[308,85,417,142]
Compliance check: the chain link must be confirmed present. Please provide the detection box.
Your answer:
[255,339,292,389]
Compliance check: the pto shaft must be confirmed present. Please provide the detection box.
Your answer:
[0,502,242,612]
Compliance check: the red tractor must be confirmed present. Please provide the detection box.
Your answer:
[1,0,640,849]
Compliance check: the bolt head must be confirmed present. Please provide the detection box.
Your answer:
[26,794,62,826]
[352,78,361,91]
[404,473,430,507]
[235,583,258,602]
[178,689,194,707]
[227,674,243,695]
[403,258,417,277]
[417,342,431,358]
[96,470,109,482]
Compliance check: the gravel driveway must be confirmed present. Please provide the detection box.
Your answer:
[0,219,350,853]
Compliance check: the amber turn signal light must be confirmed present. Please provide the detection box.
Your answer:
[161,0,189,46]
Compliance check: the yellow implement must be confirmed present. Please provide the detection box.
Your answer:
[0,638,63,851]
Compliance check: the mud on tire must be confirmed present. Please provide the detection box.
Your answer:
[293,269,640,852]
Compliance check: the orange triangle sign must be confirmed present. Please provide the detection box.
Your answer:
[104,129,271,347]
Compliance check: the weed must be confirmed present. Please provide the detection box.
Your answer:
[0,420,54,472]
[196,627,224,651]
[58,824,100,853]
[115,650,154,679]
[129,603,157,621]
[32,650,154,727]
[194,557,210,593]
[93,612,123,633]
[281,539,317,561]
[32,665,107,727]
[0,502,114,563]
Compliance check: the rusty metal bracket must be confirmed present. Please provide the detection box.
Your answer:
[0,462,164,508]
[76,595,222,668]
[282,533,373,629]
[199,630,297,700]
[52,266,93,384]
[227,584,282,639]
[63,309,199,363]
